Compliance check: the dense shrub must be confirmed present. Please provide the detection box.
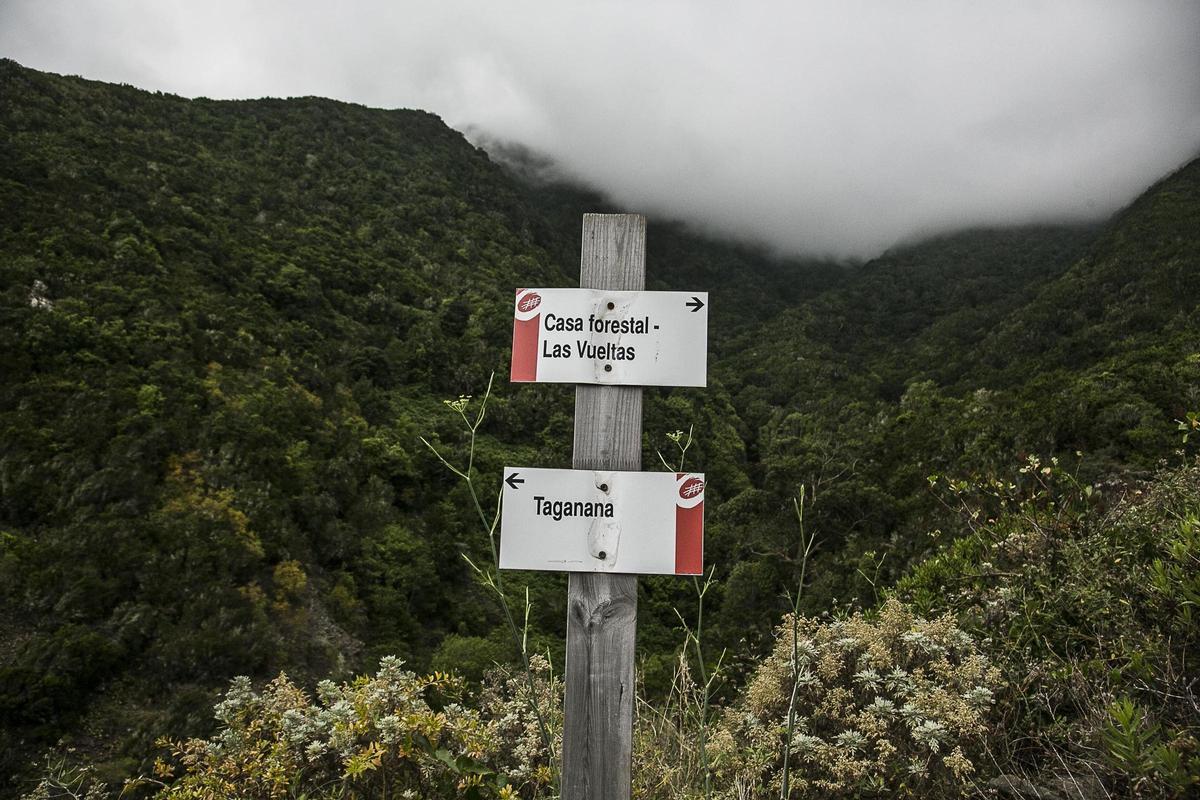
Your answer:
[898,458,1200,797]
[710,599,998,799]
[131,655,560,800]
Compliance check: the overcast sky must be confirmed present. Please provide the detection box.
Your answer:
[3,1,1199,259]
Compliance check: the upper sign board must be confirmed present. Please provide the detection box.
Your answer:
[499,467,704,575]
[510,288,708,387]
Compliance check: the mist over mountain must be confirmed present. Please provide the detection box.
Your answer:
[3,1,1199,259]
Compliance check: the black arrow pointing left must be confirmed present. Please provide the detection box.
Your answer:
[505,472,525,489]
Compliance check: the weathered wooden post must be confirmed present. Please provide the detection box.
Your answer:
[502,213,707,800]
[562,214,644,800]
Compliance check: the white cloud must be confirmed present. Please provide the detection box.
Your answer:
[3,0,1198,258]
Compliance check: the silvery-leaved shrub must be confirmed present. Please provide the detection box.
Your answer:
[710,599,998,799]
[479,654,562,797]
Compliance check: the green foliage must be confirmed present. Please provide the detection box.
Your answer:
[1102,697,1179,788]
[1148,514,1200,636]
[431,634,514,686]
[710,159,1200,652]
[896,458,1200,796]
[0,57,579,785]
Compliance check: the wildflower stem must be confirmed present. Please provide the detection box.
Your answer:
[423,373,555,776]
[692,568,716,800]
[782,485,818,800]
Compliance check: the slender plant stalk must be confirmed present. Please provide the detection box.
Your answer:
[420,373,554,766]
[781,485,818,800]
[691,569,723,799]
[657,424,694,472]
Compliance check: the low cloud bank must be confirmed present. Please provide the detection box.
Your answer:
[3,1,1199,258]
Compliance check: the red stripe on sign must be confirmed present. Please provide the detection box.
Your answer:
[510,290,539,382]
[675,475,704,575]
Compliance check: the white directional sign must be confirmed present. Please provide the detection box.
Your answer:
[510,288,708,387]
[499,467,704,575]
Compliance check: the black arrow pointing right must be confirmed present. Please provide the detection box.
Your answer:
[505,472,525,490]
[686,296,705,313]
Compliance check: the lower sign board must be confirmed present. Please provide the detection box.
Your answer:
[499,467,704,575]
[511,288,708,387]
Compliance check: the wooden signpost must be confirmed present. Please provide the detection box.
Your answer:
[503,213,707,800]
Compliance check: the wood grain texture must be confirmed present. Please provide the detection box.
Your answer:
[563,214,645,800]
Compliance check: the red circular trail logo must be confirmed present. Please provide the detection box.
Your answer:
[519,292,542,313]
[679,477,705,500]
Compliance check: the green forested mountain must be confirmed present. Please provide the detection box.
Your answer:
[717,157,1199,621]
[0,58,577,782]
[0,59,845,785]
[1,60,1197,796]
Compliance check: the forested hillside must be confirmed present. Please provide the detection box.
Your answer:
[0,58,579,783]
[1,60,1197,797]
[720,155,1200,624]
[0,59,844,785]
